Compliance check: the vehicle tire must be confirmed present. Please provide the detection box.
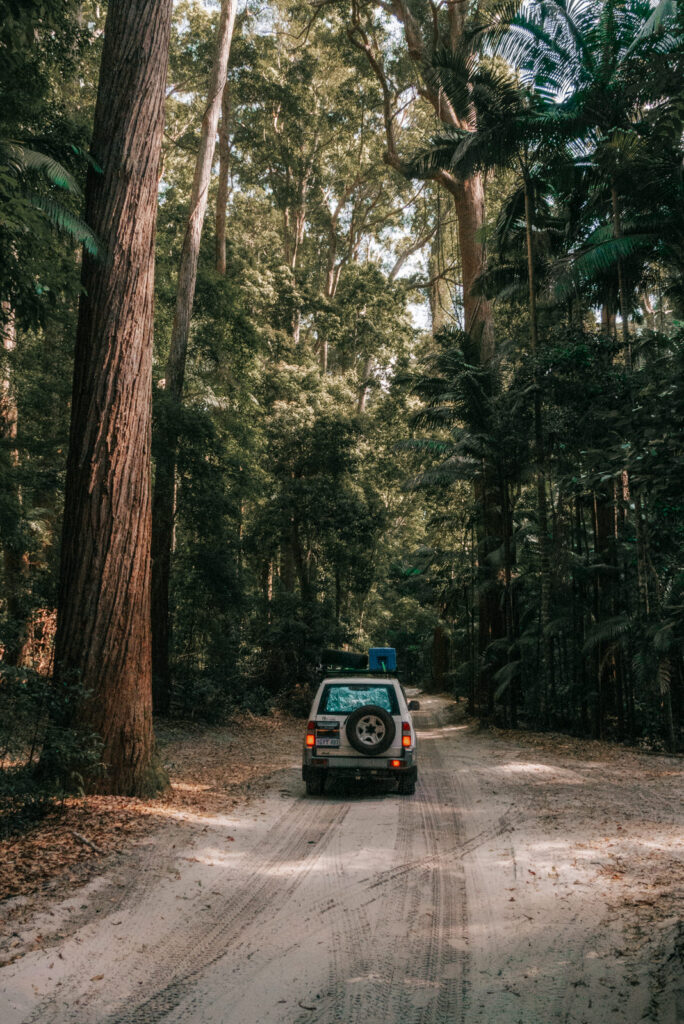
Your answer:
[345,705,396,756]
[397,776,416,795]
[305,771,325,796]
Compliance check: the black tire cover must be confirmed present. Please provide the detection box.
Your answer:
[345,705,396,756]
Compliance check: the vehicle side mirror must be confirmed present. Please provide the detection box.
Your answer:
[408,700,420,711]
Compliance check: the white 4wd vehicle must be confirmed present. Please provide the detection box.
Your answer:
[302,674,419,796]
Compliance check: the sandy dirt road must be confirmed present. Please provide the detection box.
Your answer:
[2,694,683,1024]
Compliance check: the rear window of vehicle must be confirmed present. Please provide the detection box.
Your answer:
[318,683,399,715]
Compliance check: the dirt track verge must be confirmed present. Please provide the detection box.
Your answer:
[0,713,303,910]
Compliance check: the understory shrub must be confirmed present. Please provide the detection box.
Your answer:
[0,666,102,837]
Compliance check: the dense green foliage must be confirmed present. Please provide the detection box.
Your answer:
[407,0,684,747]
[0,0,682,800]
[0,665,102,835]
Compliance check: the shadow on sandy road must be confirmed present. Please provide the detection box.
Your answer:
[320,777,402,801]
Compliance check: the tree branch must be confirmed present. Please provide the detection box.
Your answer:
[390,224,438,280]
[347,3,464,200]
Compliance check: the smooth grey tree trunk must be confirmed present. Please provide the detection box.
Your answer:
[151,0,238,714]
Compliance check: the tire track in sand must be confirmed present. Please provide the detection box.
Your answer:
[24,798,348,1024]
[301,787,418,1024]
[301,699,474,1024]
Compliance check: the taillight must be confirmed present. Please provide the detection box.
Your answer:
[306,721,316,747]
[402,722,411,747]
[390,759,402,768]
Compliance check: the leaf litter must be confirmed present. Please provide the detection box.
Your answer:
[0,712,304,906]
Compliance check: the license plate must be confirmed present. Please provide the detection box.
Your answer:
[316,736,340,747]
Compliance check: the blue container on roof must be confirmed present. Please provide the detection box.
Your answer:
[369,647,396,671]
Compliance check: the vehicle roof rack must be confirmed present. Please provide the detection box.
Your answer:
[321,668,399,678]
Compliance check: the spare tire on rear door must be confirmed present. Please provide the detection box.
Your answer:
[345,705,395,756]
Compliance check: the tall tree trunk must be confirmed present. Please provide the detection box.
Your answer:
[524,175,552,721]
[215,79,232,275]
[291,518,312,604]
[356,356,373,413]
[151,0,238,714]
[475,471,506,717]
[501,474,516,728]
[428,230,451,334]
[320,224,339,374]
[611,185,631,366]
[52,0,173,796]
[387,0,493,354]
[601,303,617,340]
[455,175,494,358]
[0,306,28,665]
[432,622,450,690]
[348,0,500,710]
[348,2,494,354]
[658,655,676,754]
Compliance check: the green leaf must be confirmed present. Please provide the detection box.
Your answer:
[30,196,99,255]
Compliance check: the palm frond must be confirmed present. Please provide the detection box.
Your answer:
[554,233,654,300]
[653,622,675,654]
[493,660,521,701]
[397,438,451,455]
[626,0,678,52]
[582,615,630,655]
[403,455,481,491]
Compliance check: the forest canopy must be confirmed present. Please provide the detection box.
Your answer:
[0,0,682,805]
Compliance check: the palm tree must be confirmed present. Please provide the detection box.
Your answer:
[477,0,681,348]
[413,51,562,710]
[456,0,684,740]
[405,327,528,720]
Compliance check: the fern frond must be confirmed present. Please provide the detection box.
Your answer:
[30,196,99,255]
[1,141,80,193]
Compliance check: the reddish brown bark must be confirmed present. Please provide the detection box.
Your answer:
[0,306,28,665]
[53,0,173,795]
[457,174,494,357]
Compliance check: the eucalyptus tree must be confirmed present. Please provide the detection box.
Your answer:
[151,0,238,715]
[413,50,567,710]
[344,0,495,358]
[53,0,173,795]
[231,0,408,364]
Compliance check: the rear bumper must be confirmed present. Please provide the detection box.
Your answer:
[302,749,416,782]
